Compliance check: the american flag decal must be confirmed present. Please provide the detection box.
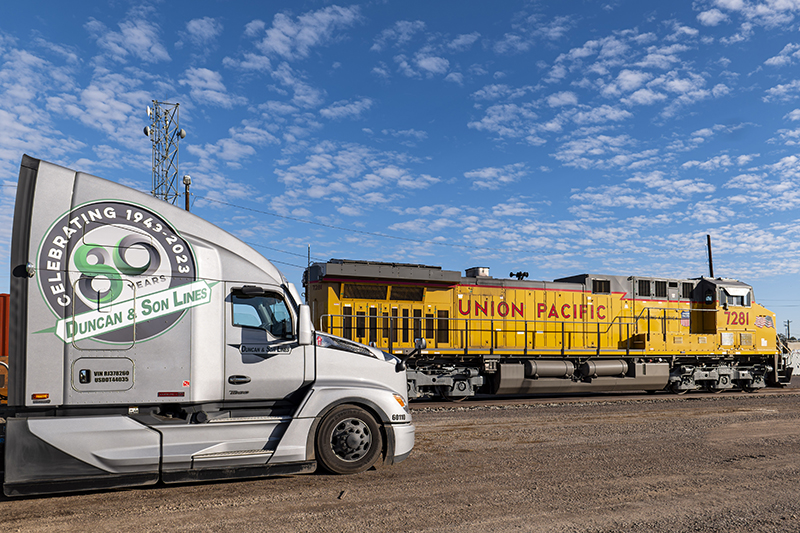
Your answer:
[755,316,774,328]
[680,311,690,327]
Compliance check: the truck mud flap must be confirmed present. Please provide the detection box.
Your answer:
[3,417,159,497]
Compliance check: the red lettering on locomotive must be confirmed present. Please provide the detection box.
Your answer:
[497,301,509,317]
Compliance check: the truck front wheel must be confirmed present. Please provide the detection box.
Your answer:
[316,405,383,474]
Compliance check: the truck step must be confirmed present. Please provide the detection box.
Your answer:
[194,449,274,459]
[208,415,291,424]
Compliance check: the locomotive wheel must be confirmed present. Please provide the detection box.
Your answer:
[742,385,758,393]
[446,396,468,402]
[669,383,688,395]
[439,388,468,402]
[316,405,383,475]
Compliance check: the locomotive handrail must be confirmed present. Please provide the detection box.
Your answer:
[318,312,641,354]
[317,305,751,356]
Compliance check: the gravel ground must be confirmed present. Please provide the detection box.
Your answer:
[2,392,800,532]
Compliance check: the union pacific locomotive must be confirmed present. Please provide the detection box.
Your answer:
[304,259,791,399]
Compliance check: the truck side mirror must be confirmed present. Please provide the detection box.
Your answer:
[298,304,314,346]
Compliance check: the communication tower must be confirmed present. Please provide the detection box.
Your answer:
[143,101,187,205]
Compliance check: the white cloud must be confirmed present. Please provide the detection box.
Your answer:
[271,142,439,214]
[697,9,729,26]
[763,80,800,102]
[445,72,464,84]
[244,20,266,38]
[622,88,668,106]
[494,33,532,54]
[319,98,373,119]
[464,163,529,189]
[254,5,361,61]
[682,154,735,170]
[616,69,651,92]
[85,14,170,63]
[764,43,800,67]
[547,91,578,107]
[371,61,390,78]
[371,20,425,52]
[572,105,633,124]
[179,68,247,108]
[720,22,754,45]
[184,17,223,46]
[467,103,538,138]
[415,54,449,75]
[394,54,418,77]
[382,129,428,141]
[713,0,800,28]
[271,62,325,108]
[472,84,529,100]
[448,33,480,51]
[687,200,735,223]
[786,109,800,121]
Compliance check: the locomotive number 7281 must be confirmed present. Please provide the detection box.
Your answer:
[724,311,748,326]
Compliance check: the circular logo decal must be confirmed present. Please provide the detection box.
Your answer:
[38,201,198,344]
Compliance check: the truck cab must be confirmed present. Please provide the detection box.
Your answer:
[1,156,413,496]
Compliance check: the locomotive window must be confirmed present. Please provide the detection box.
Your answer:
[413,309,422,340]
[356,312,365,338]
[344,284,388,300]
[391,286,424,301]
[369,307,378,343]
[437,310,449,343]
[402,309,410,342]
[655,281,667,298]
[681,283,694,299]
[638,280,651,297]
[382,312,389,339]
[425,313,434,339]
[343,305,353,340]
[592,279,610,294]
[391,308,398,343]
[721,287,751,307]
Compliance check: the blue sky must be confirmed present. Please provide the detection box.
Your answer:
[3,1,800,334]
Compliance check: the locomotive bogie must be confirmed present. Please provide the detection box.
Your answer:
[304,260,779,398]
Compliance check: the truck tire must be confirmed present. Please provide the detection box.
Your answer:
[316,405,383,475]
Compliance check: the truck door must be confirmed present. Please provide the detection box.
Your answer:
[224,285,306,400]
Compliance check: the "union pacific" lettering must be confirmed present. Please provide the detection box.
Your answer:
[457,300,608,320]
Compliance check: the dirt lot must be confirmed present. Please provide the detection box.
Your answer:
[2,392,800,532]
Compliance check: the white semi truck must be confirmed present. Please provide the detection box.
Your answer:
[0,156,414,496]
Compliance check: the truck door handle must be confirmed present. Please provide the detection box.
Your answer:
[228,375,251,385]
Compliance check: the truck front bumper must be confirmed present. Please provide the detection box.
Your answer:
[387,422,415,464]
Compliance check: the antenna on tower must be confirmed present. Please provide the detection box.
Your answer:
[143,100,187,204]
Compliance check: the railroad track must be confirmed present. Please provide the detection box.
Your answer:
[409,386,800,410]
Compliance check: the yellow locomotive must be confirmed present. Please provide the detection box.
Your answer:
[304,259,786,399]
